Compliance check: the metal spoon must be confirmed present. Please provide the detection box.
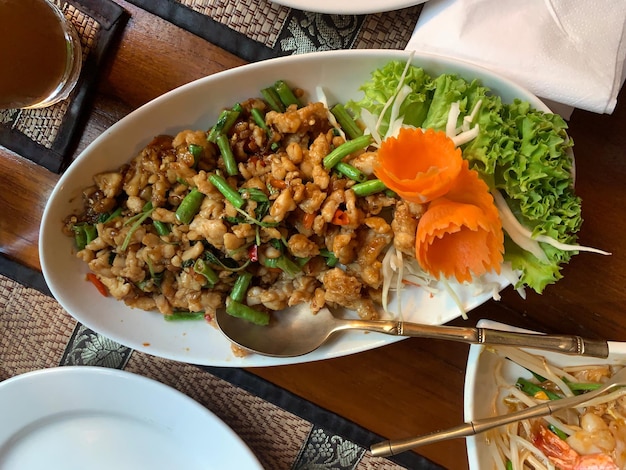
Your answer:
[370,366,626,457]
[215,304,609,358]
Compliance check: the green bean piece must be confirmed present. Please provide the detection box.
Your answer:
[250,108,269,131]
[216,133,238,176]
[322,134,373,169]
[351,179,387,197]
[225,298,270,326]
[188,144,203,167]
[273,80,301,108]
[261,87,285,112]
[72,223,96,250]
[275,254,301,278]
[175,187,205,225]
[164,311,205,322]
[152,220,171,236]
[331,103,363,139]
[208,173,245,209]
[334,162,367,183]
[207,104,242,143]
[230,271,253,303]
[193,259,219,287]
[516,377,561,401]
[505,461,513,470]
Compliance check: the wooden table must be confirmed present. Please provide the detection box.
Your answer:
[2,2,625,468]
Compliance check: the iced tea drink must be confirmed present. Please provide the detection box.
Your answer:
[0,0,82,109]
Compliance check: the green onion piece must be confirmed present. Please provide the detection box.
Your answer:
[98,207,123,224]
[216,133,238,176]
[516,377,561,401]
[548,424,568,440]
[152,220,171,236]
[193,259,219,287]
[225,298,270,326]
[230,271,253,303]
[208,174,245,209]
[240,187,269,203]
[175,187,205,224]
[334,162,367,183]
[322,134,373,169]
[273,80,301,108]
[208,105,242,143]
[320,248,338,267]
[121,207,154,251]
[261,87,285,112]
[564,380,603,393]
[164,311,205,322]
[331,103,363,139]
[352,179,387,197]
[505,461,513,470]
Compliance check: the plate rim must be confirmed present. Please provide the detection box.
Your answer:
[269,0,425,15]
[0,366,263,469]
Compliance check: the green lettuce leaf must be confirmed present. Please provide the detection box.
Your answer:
[350,61,583,293]
[421,74,493,131]
[345,60,434,136]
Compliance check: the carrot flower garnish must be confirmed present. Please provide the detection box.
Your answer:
[415,160,504,283]
[374,127,463,204]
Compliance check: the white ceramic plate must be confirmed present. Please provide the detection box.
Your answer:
[270,0,427,14]
[0,366,262,470]
[40,49,549,367]
[464,320,626,469]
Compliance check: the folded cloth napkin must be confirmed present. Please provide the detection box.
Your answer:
[406,0,626,114]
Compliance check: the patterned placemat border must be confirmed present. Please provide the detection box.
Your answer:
[0,260,442,470]
[125,0,423,62]
[0,0,128,173]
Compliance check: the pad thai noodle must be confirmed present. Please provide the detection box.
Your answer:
[486,347,626,469]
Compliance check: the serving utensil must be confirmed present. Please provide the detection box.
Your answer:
[370,366,626,457]
[215,304,609,358]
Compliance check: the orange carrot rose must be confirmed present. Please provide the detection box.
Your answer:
[415,160,504,283]
[374,127,463,204]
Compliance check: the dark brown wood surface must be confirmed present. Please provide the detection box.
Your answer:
[2,2,625,468]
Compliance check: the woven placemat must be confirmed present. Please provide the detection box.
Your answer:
[125,0,423,62]
[0,272,442,469]
[0,0,127,174]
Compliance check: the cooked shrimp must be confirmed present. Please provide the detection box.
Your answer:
[532,424,619,470]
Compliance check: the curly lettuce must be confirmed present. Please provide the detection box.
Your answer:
[349,60,588,293]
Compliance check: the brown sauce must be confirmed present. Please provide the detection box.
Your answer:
[0,0,68,108]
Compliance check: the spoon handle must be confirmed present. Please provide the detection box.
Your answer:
[400,322,609,358]
[342,320,609,358]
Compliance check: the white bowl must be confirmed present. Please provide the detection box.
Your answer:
[40,49,548,367]
[464,319,626,469]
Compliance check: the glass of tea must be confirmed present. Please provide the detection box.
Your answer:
[0,0,82,109]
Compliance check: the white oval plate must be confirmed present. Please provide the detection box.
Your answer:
[464,320,626,469]
[270,0,427,15]
[0,366,262,470]
[40,49,549,367]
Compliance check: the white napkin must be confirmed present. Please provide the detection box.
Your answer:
[406,0,626,114]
